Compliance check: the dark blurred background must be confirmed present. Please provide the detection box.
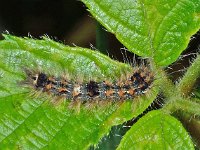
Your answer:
[0,0,199,149]
[0,0,129,62]
[0,0,92,45]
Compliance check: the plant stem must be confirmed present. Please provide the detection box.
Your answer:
[163,98,200,117]
[178,113,200,148]
[96,21,108,54]
[177,54,200,96]
[154,66,177,99]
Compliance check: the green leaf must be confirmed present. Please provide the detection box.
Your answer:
[117,110,194,150]
[0,35,158,149]
[82,0,200,66]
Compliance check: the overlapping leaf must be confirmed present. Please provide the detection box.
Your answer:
[82,0,200,66]
[117,110,194,150]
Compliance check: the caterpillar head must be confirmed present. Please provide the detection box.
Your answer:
[31,73,48,88]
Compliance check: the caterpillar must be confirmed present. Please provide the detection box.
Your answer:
[25,67,154,102]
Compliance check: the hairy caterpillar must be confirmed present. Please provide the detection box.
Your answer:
[25,67,154,102]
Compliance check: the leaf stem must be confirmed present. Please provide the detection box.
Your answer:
[162,98,200,118]
[177,54,200,96]
[176,113,200,148]
[153,66,199,115]
[153,66,177,99]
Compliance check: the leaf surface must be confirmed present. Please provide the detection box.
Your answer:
[82,0,200,66]
[117,110,194,150]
